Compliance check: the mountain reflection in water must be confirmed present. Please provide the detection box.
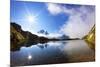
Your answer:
[11,40,95,66]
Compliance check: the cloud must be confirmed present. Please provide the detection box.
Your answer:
[47,33,62,38]
[60,6,95,38]
[46,3,63,15]
[46,3,95,38]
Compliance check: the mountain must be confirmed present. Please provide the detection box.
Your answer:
[37,29,49,35]
[83,25,95,49]
[11,22,81,51]
[59,34,70,40]
[11,22,49,51]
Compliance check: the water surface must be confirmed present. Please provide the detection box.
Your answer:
[11,40,95,66]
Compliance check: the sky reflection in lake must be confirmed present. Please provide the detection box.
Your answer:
[11,40,95,66]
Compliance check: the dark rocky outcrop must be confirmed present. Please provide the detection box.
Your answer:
[11,22,49,51]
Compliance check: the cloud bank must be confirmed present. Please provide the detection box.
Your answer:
[46,3,95,38]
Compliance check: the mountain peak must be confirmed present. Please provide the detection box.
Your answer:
[37,29,49,35]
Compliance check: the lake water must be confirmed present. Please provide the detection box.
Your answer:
[11,40,95,66]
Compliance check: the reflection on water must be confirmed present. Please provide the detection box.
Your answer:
[11,40,95,66]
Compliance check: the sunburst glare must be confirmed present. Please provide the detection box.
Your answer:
[28,15,36,23]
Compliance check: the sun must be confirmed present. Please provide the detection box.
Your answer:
[28,16,36,22]
[28,54,32,60]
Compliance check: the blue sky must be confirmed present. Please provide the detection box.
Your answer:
[10,0,95,38]
[10,1,69,33]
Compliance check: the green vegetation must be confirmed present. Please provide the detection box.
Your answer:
[83,25,95,50]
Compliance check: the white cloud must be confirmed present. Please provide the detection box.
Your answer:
[46,3,63,15]
[46,3,95,38]
[60,6,95,38]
